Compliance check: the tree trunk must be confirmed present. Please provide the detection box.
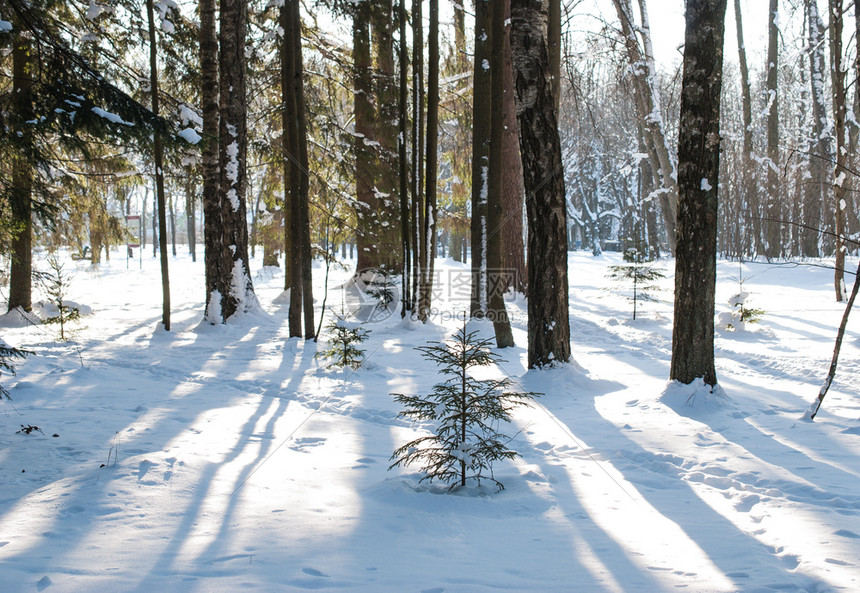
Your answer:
[411,0,424,315]
[201,0,223,322]
[283,0,303,336]
[399,0,411,314]
[670,0,727,387]
[487,0,515,347]
[292,0,315,338]
[805,0,827,258]
[470,0,491,317]
[548,0,561,113]
[186,180,197,262]
[764,0,781,259]
[829,0,848,301]
[419,0,439,322]
[8,29,33,313]
[353,4,378,273]
[147,0,171,330]
[218,0,256,318]
[734,0,761,257]
[511,0,571,368]
[370,0,402,272]
[501,0,527,295]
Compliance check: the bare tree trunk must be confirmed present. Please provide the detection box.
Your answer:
[764,0,781,259]
[548,0,561,113]
[8,29,33,313]
[218,0,256,318]
[354,4,377,273]
[284,0,303,336]
[147,0,171,330]
[419,0,439,322]
[829,0,848,301]
[487,0,515,347]
[201,0,222,322]
[470,0,491,317]
[670,0,727,387]
[511,0,571,368]
[805,0,827,258]
[501,0,527,295]
[399,0,411,314]
[411,0,424,315]
[734,0,760,257]
[186,180,197,262]
[292,0,315,339]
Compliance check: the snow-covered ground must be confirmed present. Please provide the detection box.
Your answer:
[1,248,859,593]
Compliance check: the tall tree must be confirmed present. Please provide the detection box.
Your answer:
[804,0,827,258]
[283,0,313,337]
[217,0,256,318]
[398,0,411,314]
[733,0,759,255]
[764,0,781,259]
[418,0,439,322]
[501,0,527,295]
[470,0,491,317]
[487,0,515,347]
[670,0,727,387]
[201,0,222,322]
[511,0,571,368]
[829,0,848,301]
[7,23,34,313]
[146,0,171,330]
[411,0,425,313]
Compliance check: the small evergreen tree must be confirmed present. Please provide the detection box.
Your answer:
[390,317,539,491]
[1,341,32,400]
[39,255,80,341]
[721,263,764,331]
[607,248,666,319]
[315,314,370,369]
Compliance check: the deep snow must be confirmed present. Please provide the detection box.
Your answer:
[1,249,859,592]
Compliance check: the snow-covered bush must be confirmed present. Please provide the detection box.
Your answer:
[390,320,539,491]
[718,291,765,332]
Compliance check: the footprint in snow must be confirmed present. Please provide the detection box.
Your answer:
[301,567,328,577]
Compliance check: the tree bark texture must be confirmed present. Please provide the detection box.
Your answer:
[733,0,760,256]
[201,0,222,322]
[398,0,411,314]
[8,29,34,313]
[829,0,848,301]
[670,0,727,387]
[411,0,424,314]
[487,0,515,347]
[804,0,827,258]
[510,0,571,368]
[283,0,303,336]
[419,0,439,322]
[501,0,528,295]
[470,0,491,317]
[764,0,781,259]
[218,0,256,319]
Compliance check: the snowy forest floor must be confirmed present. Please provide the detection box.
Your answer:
[1,249,859,593]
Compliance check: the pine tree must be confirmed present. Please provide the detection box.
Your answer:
[390,318,539,491]
[607,248,666,320]
[315,315,370,369]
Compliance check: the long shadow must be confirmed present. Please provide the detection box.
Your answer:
[0,312,293,588]
[521,379,837,592]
